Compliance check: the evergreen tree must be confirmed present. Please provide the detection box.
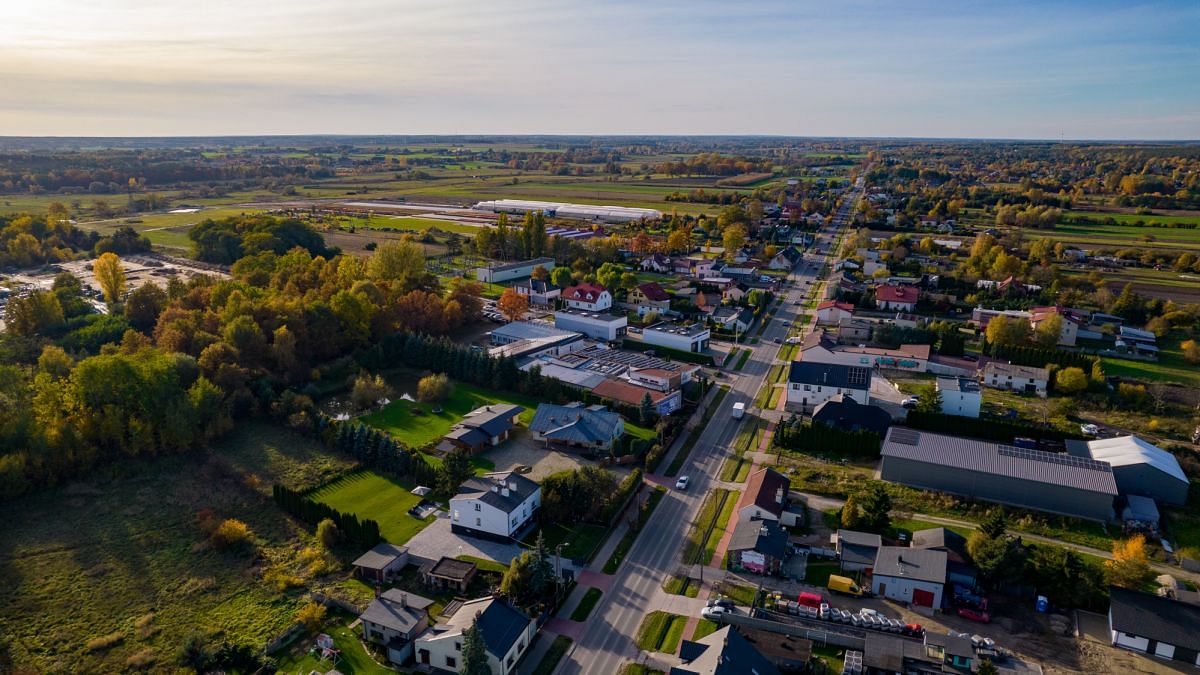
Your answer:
[461,615,491,675]
[639,392,655,426]
[530,531,555,598]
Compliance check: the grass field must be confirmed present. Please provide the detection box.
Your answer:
[634,611,688,653]
[662,575,700,598]
[274,611,392,675]
[0,422,353,673]
[307,471,432,545]
[360,380,538,449]
[691,619,720,640]
[1102,335,1200,387]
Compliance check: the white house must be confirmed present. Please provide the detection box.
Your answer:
[875,284,919,312]
[639,253,672,273]
[815,300,855,325]
[981,362,1048,397]
[514,278,561,306]
[1030,306,1082,347]
[554,308,627,341]
[642,321,710,353]
[449,472,541,542]
[561,282,612,311]
[413,596,537,675]
[936,377,981,418]
[736,468,800,526]
[786,361,872,413]
[870,547,947,609]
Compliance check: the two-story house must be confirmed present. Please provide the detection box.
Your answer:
[561,282,612,311]
[360,589,435,665]
[413,596,537,675]
[449,472,541,542]
[628,282,672,317]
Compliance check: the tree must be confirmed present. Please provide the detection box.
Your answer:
[639,392,655,425]
[915,384,942,413]
[666,228,691,253]
[985,315,1030,347]
[529,531,555,597]
[295,602,327,634]
[839,493,863,530]
[124,283,168,332]
[210,519,251,550]
[368,241,427,291]
[1054,367,1088,395]
[437,450,473,495]
[93,252,127,304]
[596,262,623,290]
[460,615,490,675]
[4,290,64,336]
[177,633,213,672]
[722,224,747,255]
[352,372,394,409]
[417,373,453,402]
[856,482,892,533]
[1106,535,1153,589]
[1032,314,1063,349]
[979,510,1009,539]
[550,266,574,288]
[497,287,529,322]
[316,518,340,549]
[1182,339,1200,365]
[531,264,549,280]
[977,659,999,675]
[967,531,1026,587]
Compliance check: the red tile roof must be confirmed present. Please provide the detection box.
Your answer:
[875,284,919,303]
[736,468,790,518]
[817,300,855,312]
[562,282,608,302]
[592,379,672,406]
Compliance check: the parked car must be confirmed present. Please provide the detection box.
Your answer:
[1080,423,1100,436]
[797,592,823,609]
[902,623,925,637]
[701,605,728,620]
[675,476,690,490]
[901,396,920,409]
[957,607,991,623]
[707,597,734,610]
[819,603,830,620]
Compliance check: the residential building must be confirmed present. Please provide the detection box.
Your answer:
[815,300,854,325]
[786,361,871,413]
[712,306,754,334]
[475,257,556,284]
[879,427,1118,521]
[352,543,409,584]
[736,468,799,526]
[437,404,524,455]
[592,378,681,414]
[874,284,919,311]
[1118,325,1160,358]
[674,256,716,279]
[628,282,672,316]
[871,546,948,608]
[727,519,789,576]
[1030,305,1082,346]
[835,317,873,344]
[361,589,435,665]
[529,402,624,451]
[799,331,933,373]
[675,626,781,675]
[811,396,892,437]
[722,283,748,304]
[911,527,977,588]
[639,253,671,273]
[981,362,1049,397]
[864,633,980,675]
[413,596,537,675]
[767,246,803,270]
[561,282,612,311]
[923,632,976,671]
[1068,435,1190,505]
[835,529,881,573]
[449,472,541,542]
[642,321,710,353]
[514,278,561,306]
[553,308,627,341]
[1108,586,1200,666]
[421,557,477,593]
[936,377,981,418]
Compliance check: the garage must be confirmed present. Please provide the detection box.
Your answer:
[913,589,935,607]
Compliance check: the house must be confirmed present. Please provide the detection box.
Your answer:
[727,519,789,576]
[799,330,932,373]
[871,546,947,608]
[864,632,980,675]
[815,300,854,325]
[514,278,561,306]
[936,377,981,418]
[879,427,1118,521]
[554,308,628,341]
[422,557,477,593]
[561,282,612,311]
[981,362,1048,397]
[674,256,716,279]
[413,596,537,675]
[639,253,671,273]
[874,284,919,311]
[833,259,860,273]
[626,366,682,392]
[911,527,977,588]
[1072,435,1190,505]
[360,589,436,665]
[786,361,872,413]
[642,321,710,353]
[529,402,624,451]
[811,396,892,437]
[449,472,541,542]
[675,626,781,675]
[1030,305,1082,347]
[1108,586,1200,666]
[835,317,874,344]
[352,543,410,584]
[592,378,681,415]
[1118,325,1160,358]
[736,468,799,526]
[767,246,803,270]
[923,631,976,671]
[712,306,754,334]
[835,529,881,573]
[475,257,556,284]
[628,282,672,316]
[437,404,524,455]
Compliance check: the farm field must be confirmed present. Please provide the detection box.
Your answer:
[1062,267,1200,303]
[307,471,433,545]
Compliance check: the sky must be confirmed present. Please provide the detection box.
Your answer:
[2,0,1198,139]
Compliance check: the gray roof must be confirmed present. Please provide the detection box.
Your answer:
[360,590,434,634]
[788,361,872,390]
[1109,586,1200,650]
[812,397,891,436]
[727,519,789,559]
[441,596,532,658]
[480,256,555,273]
[837,530,881,566]
[455,472,540,514]
[911,528,969,563]
[837,529,882,548]
[882,428,1119,496]
[492,321,576,342]
[427,557,476,581]
[672,626,781,675]
[936,376,979,393]
[925,631,974,658]
[457,404,524,437]
[872,546,947,584]
[984,361,1048,380]
[443,425,490,447]
[529,403,623,445]
[352,542,408,570]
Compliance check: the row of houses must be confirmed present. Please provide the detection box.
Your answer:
[971,304,1159,356]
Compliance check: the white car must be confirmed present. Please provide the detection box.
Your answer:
[1080,423,1100,436]
[675,476,690,490]
[701,605,727,620]
[901,396,920,409]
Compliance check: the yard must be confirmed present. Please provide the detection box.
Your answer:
[274,611,393,675]
[634,611,688,653]
[360,377,539,449]
[308,471,433,545]
[803,560,842,587]
[525,521,610,561]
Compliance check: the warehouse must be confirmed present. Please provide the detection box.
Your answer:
[1068,435,1190,505]
[473,199,661,223]
[879,428,1118,521]
[475,256,556,283]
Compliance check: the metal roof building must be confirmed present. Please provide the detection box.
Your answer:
[880,428,1118,521]
[1069,435,1190,505]
[473,199,661,223]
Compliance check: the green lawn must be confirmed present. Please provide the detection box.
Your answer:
[663,575,700,598]
[714,583,759,607]
[360,381,538,449]
[1102,335,1200,387]
[705,490,740,565]
[634,611,688,653]
[570,588,604,621]
[531,635,573,675]
[525,521,610,561]
[692,619,720,640]
[274,612,393,675]
[307,471,432,545]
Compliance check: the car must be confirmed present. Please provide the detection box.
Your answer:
[902,623,925,637]
[849,613,862,627]
[957,607,991,623]
[675,476,690,490]
[818,603,830,620]
[901,396,920,409]
[707,597,734,610]
[773,337,782,344]
[701,605,728,620]
[795,300,802,305]
[1080,423,1100,436]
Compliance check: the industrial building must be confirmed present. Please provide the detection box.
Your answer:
[1068,435,1190,505]
[474,257,555,284]
[641,321,711,353]
[473,199,661,223]
[879,427,1119,521]
[553,308,628,341]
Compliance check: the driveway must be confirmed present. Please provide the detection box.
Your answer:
[405,515,581,573]
[869,373,908,420]
[483,434,632,482]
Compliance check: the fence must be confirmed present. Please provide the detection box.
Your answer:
[719,612,866,650]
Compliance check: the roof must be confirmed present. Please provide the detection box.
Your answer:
[529,403,623,444]
[488,333,583,360]
[837,530,882,567]
[593,378,674,406]
[936,376,980,393]
[984,361,1049,380]
[453,472,540,514]
[802,331,932,361]
[427,557,476,581]
[1110,586,1200,650]
[812,396,892,436]
[646,321,709,337]
[352,543,409,570]
[562,282,608,303]
[787,361,872,390]
[360,590,434,634]
[873,546,947,584]
[672,626,781,675]
[911,528,969,564]
[727,519,789,559]
[736,468,790,518]
[457,404,524,437]
[492,321,577,342]
[524,278,561,294]
[636,282,671,302]
[882,428,1119,496]
[837,529,882,548]
[478,256,556,273]
[925,631,974,658]
[1086,435,1189,484]
[817,300,855,312]
[876,284,919,303]
[439,596,532,658]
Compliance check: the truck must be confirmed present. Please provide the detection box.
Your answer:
[731,402,745,419]
[797,591,824,609]
[827,575,866,597]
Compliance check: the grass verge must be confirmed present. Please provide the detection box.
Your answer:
[570,588,603,621]
[634,611,688,653]
[602,487,666,574]
[531,635,573,675]
[663,575,700,598]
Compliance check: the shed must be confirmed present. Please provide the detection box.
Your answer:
[352,543,409,584]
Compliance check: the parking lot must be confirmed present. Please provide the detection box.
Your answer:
[482,432,633,482]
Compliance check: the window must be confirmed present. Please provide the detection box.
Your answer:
[508,655,515,667]
[445,656,457,668]
[803,384,811,391]
[474,503,481,512]
[455,642,461,651]
[475,517,481,526]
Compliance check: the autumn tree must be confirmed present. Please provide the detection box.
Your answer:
[316,518,340,549]
[352,372,393,409]
[417,373,453,402]
[1054,367,1088,395]
[93,252,127,304]
[550,266,574,288]
[368,240,427,291]
[1182,339,1200,365]
[666,228,691,254]
[1032,314,1063,349]
[531,264,549,280]
[985,315,1030,347]
[497,287,529,322]
[4,290,64,336]
[1106,535,1153,589]
[722,224,748,256]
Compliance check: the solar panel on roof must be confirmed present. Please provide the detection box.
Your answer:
[891,429,921,446]
[847,367,869,387]
[998,446,1112,472]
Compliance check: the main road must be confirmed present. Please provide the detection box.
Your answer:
[556,172,868,675]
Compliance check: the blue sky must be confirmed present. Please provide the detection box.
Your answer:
[1,0,1197,138]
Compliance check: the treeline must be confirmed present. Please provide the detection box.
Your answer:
[989,343,1098,370]
[0,213,150,268]
[665,189,751,205]
[655,153,772,177]
[272,484,382,547]
[905,411,1082,443]
[189,215,333,264]
[773,417,882,458]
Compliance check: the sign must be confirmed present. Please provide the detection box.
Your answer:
[741,550,766,574]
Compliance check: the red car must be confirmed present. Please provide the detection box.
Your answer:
[957,607,991,623]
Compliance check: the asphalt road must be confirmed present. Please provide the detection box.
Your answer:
[556,175,867,675]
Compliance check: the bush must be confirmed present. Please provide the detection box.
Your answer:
[209,519,251,550]
[351,372,393,410]
[316,518,340,549]
[125,648,157,670]
[85,632,124,652]
[296,602,327,634]
[417,372,454,402]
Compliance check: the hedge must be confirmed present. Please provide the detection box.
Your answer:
[273,484,382,547]
[773,417,882,458]
[989,343,1098,370]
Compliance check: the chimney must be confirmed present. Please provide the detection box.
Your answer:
[502,488,510,497]
[492,485,499,493]
[509,481,518,491]
[775,486,784,505]
[400,592,407,608]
